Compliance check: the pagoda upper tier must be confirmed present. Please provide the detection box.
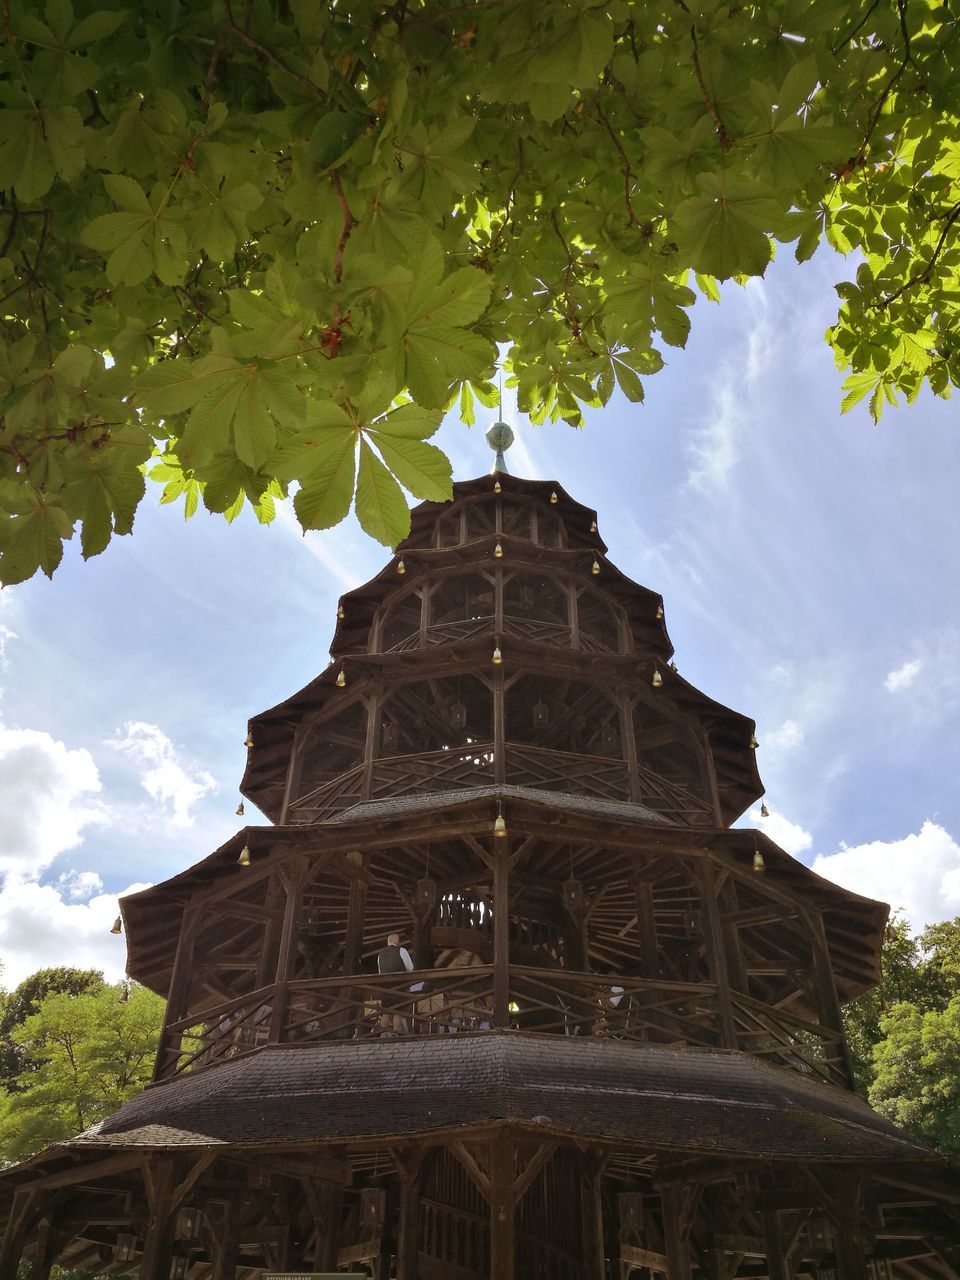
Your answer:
[240,474,763,827]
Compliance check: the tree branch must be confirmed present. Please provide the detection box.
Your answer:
[878,201,960,309]
[222,0,327,99]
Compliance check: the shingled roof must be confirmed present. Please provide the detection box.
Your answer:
[67,1034,937,1165]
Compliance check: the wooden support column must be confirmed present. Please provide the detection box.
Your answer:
[361,687,382,802]
[342,851,368,975]
[278,725,306,824]
[763,1210,791,1280]
[697,863,737,1049]
[0,1188,40,1280]
[28,1220,64,1280]
[624,696,643,804]
[374,1186,397,1280]
[313,1182,344,1270]
[493,839,510,1028]
[396,1152,426,1280]
[719,880,748,996]
[630,872,660,979]
[831,1174,867,1280]
[211,1201,240,1280]
[806,909,856,1087]
[140,1161,176,1280]
[661,1186,694,1280]
[255,873,286,990]
[269,857,308,1044]
[581,1153,608,1279]
[489,1134,515,1280]
[153,904,199,1081]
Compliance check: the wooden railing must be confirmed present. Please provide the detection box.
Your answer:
[379,612,618,655]
[154,968,850,1090]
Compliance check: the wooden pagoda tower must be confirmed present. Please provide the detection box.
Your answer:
[2,439,959,1279]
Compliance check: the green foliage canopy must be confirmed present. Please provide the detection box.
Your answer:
[1,0,959,581]
[0,980,164,1162]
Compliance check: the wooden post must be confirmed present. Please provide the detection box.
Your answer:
[374,1186,397,1280]
[0,1189,39,1280]
[278,725,305,824]
[152,905,198,1081]
[489,1134,515,1280]
[581,1154,607,1278]
[314,1182,344,1270]
[342,851,368,975]
[697,863,737,1049]
[493,840,510,1027]
[623,696,643,804]
[661,1186,693,1280]
[211,1201,240,1280]
[806,909,856,1087]
[630,872,660,979]
[28,1221,63,1280]
[255,873,286,990]
[269,858,307,1044]
[763,1210,791,1280]
[396,1153,426,1280]
[140,1161,176,1280]
[361,686,382,802]
[719,880,748,995]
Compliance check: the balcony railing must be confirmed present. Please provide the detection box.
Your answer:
[154,967,848,1090]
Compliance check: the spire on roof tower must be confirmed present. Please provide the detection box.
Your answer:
[486,377,514,474]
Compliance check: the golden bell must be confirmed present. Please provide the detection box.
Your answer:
[492,646,503,665]
[235,801,245,817]
[749,734,759,750]
[494,541,503,558]
[110,916,122,936]
[589,520,597,533]
[397,559,406,575]
[494,814,507,838]
[494,479,502,494]
[550,491,558,504]
[760,803,769,818]
[244,733,254,749]
[652,668,663,688]
[337,604,345,620]
[336,670,347,687]
[753,849,765,873]
[591,559,601,575]
[655,604,664,620]
[238,845,252,867]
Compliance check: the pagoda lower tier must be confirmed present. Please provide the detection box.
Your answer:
[1,1034,958,1280]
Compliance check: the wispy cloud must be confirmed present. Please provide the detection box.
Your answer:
[884,658,922,693]
[106,721,215,827]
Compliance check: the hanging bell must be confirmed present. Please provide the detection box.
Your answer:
[591,559,601,575]
[110,915,122,935]
[655,603,664,620]
[494,813,507,838]
[749,733,759,750]
[492,645,503,665]
[550,491,558,504]
[589,520,597,534]
[336,669,347,687]
[337,603,345,620]
[244,732,254,749]
[235,801,245,817]
[450,702,468,730]
[494,541,504,558]
[518,585,535,610]
[753,849,765,873]
[397,558,406,575]
[651,668,663,688]
[494,479,502,494]
[238,845,252,867]
[760,803,770,818]
[382,721,398,751]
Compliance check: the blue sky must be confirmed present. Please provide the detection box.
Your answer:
[1,246,959,986]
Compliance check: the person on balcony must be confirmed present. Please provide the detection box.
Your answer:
[377,932,414,1033]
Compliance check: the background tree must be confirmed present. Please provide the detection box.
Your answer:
[0,966,103,1089]
[1,0,959,582]
[0,980,164,1163]
[843,914,960,1154]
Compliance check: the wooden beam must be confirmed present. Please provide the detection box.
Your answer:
[396,1150,427,1280]
[139,1160,176,1280]
[210,1200,240,1280]
[0,1189,40,1280]
[763,1211,792,1280]
[493,843,510,1028]
[489,1134,515,1280]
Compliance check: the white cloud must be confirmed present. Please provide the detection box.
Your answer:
[57,869,104,901]
[106,721,215,827]
[0,876,151,987]
[748,806,813,856]
[884,658,922,693]
[0,726,107,878]
[763,718,804,753]
[685,281,772,492]
[812,821,960,930]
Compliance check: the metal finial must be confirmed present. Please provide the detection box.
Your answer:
[486,419,514,474]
